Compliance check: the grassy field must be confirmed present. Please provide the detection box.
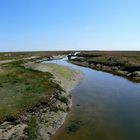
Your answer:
[69,51,140,81]
[76,51,140,67]
[0,50,72,122]
[75,51,140,71]
[0,59,62,122]
[0,51,74,122]
[0,51,73,60]
[0,51,82,140]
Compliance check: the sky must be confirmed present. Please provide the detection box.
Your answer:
[0,0,140,51]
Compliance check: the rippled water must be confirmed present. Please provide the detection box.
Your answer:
[44,58,140,140]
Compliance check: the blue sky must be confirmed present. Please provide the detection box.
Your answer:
[0,0,140,51]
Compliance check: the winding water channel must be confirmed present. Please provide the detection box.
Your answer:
[45,58,140,140]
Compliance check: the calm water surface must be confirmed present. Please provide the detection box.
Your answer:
[44,58,140,140]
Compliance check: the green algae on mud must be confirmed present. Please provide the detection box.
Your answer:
[24,63,83,91]
[67,120,83,133]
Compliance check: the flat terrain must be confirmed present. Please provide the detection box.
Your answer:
[0,51,73,61]
[0,60,61,122]
[0,51,82,140]
[76,51,140,67]
[0,51,73,122]
[70,51,140,81]
[24,63,82,91]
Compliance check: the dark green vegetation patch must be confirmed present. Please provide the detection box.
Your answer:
[67,120,83,133]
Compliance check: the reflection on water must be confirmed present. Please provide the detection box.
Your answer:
[44,58,140,140]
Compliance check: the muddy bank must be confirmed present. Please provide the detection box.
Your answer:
[0,62,82,140]
[24,62,83,140]
[0,91,70,140]
[25,63,82,91]
[70,60,140,82]
[35,55,66,63]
